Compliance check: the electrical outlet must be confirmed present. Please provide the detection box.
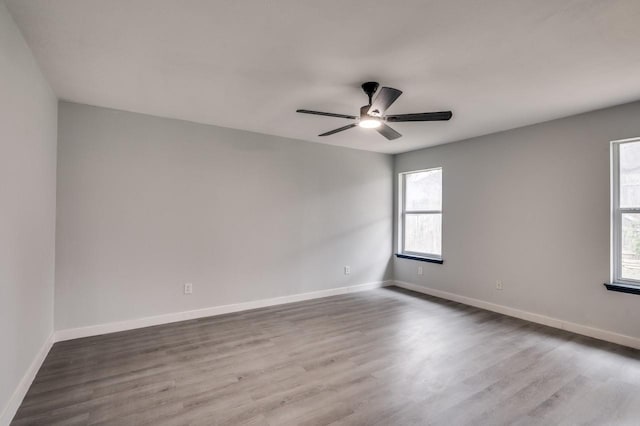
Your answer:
[496,280,503,291]
[417,266,423,276]
[184,282,193,294]
[344,265,351,275]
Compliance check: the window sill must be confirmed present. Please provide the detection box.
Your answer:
[604,282,640,295]
[395,253,443,264]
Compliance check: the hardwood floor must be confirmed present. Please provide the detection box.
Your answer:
[12,286,640,425]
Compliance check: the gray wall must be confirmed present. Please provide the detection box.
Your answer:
[395,101,640,340]
[0,2,57,420]
[55,102,393,330]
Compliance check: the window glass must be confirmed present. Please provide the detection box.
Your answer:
[405,169,442,211]
[619,142,640,208]
[404,213,442,255]
[621,213,640,281]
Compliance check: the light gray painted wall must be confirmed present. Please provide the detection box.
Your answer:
[55,102,393,330]
[0,2,57,419]
[395,101,640,340]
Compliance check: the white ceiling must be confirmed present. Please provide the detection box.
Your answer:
[7,0,640,154]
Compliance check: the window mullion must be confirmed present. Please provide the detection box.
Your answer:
[405,210,441,215]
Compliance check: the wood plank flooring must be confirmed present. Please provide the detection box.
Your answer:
[12,286,640,425]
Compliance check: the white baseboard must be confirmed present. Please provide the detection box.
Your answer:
[0,333,54,426]
[55,280,392,342]
[393,280,640,350]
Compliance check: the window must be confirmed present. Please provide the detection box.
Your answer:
[399,168,442,260]
[612,138,640,288]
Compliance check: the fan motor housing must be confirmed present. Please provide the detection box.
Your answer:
[360,104,379,119]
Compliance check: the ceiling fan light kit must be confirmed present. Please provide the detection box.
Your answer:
[359,119,381,129]
[296,82,452,141]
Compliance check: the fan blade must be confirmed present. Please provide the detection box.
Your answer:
[319,123,358,137]
[367,87,402,116]
[376,123,402,140]
[386,111,452,122]
[297,109,357,120]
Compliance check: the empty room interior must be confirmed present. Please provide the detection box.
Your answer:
[2,1,640,425]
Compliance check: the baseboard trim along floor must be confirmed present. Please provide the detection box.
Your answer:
[393,280,640,350]
[54,280,392,342]
[4,281,639,425]
[0,333,54,426]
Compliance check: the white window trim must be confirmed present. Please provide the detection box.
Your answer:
[611,137,640,287]
[398,167,443,260]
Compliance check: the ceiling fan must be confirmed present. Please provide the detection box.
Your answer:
[296,82,452,141]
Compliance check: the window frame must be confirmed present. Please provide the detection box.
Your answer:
[398,167,443,260]
[611,137,640,288]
